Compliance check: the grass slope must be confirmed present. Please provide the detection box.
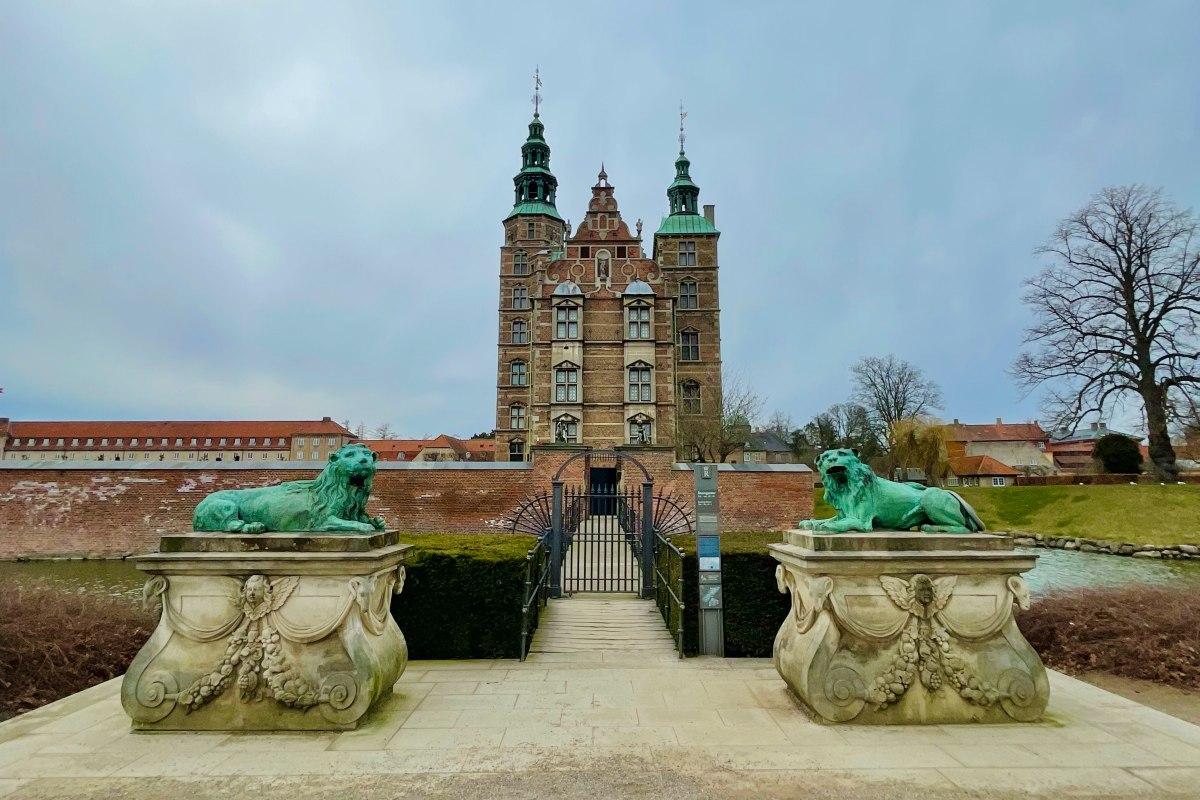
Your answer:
[813,485,1200,546]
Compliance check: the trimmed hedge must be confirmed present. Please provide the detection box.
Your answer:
[673,532,788,657]
[391,533,535,660]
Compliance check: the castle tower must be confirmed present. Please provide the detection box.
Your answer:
[653,115,723,461]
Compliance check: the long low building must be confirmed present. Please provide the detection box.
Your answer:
[0,417,354,463]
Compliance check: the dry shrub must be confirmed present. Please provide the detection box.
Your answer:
[0,583,156,718]
[1019,585,1200,688]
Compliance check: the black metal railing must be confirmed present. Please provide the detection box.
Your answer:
[519,535,551,661]
[653,530,686,657]
[560,484,643,594]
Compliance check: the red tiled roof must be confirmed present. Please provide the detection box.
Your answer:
[943,422,1048,443]
[360,436,496,461]
[949,455,1020,477]
[6,419,351,450]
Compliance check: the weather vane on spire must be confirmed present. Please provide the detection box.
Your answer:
[678,100,688,154]
[533,66,542,117]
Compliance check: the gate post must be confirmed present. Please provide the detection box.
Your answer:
[641,480,654,598]
[550,480,564,598]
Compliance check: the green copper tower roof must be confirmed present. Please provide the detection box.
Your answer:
[506,114,561,221]
[656,147,717,235]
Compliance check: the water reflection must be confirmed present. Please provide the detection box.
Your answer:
[3,547,1199,601]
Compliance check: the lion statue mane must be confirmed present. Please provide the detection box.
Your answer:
[798,448,984,534]
[193,442,387,534]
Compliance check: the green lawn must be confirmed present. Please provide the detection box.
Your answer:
[812,485,1200,546]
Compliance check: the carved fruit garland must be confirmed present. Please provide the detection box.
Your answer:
[866,575,1001,709]
[178,575,325,712]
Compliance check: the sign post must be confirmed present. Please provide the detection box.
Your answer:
[693,463,724,656]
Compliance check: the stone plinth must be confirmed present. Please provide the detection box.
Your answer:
[770,530,1048,725]
[121,530,410,731]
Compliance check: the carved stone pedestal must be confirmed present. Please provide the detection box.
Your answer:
[121,531,409,731]
[770,531,1048,725]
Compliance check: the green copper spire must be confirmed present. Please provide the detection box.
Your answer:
[508,70,561,221]
[658,102,717,235]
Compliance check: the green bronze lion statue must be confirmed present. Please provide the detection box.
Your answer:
[193,442,387,534]
[799,448,984,534]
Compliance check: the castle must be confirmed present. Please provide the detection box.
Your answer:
[493,108,724,461]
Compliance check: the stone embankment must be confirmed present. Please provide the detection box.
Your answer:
[1009,532,1200,560]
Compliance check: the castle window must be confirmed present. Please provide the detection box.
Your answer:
[626,302,652,339]
[511,286,530,309]
[527,221,536,239]
[554,365,579,402]
[681,381,701,414]
[679,329,700,361]
[509,404,526,430]
[510,360,528,386]
[554,305,579,339]
[580,246,590,258]
[513,250,528,275]
[679,280,698,309]
[616,245,627,259]
[629,416,653,445]
[553,415,579,443]
[511,319,529,344]
[678,240,696,267]
[627,363,652,402]
[508,440,525,462]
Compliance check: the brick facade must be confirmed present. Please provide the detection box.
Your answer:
[0,448,811,559]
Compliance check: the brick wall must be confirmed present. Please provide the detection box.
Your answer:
[0,448,812,559]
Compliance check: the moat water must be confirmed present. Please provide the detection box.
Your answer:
[3,547,1199,600]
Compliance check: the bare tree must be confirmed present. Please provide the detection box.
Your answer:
[890,418,950,486]
[676,372,764,463]
[851,355,943,463]
[354,422,367,439]
[372,422,394,439]
[765,411,795,436]
[802,402,883,466]
[1013,186,1200,479]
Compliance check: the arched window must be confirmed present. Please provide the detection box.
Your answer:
[679,279,698,309]
[554,363,579,402]
[627,362,652,402]
[508,440,525,462]
[511,319,528,344]
[626,302,652,339]
[510,360,528,386]
[681,381,701,414]
[509,404,526,430]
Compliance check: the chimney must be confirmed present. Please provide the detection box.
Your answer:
[703,204,715,225]
[322,416,331,422]
[996,417,1003,425]
[1098,422,1107,430]
[952,418,960,425]
[1090,422,1099,431]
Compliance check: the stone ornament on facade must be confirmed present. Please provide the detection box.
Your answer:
[771,530,1048,725]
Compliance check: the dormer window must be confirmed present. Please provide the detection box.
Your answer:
[626,302,652,339]
[554,305,579,339]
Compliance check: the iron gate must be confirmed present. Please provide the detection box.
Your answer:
[560,484,643,594]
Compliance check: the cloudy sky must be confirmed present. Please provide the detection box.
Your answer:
[2,1,1197,436]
